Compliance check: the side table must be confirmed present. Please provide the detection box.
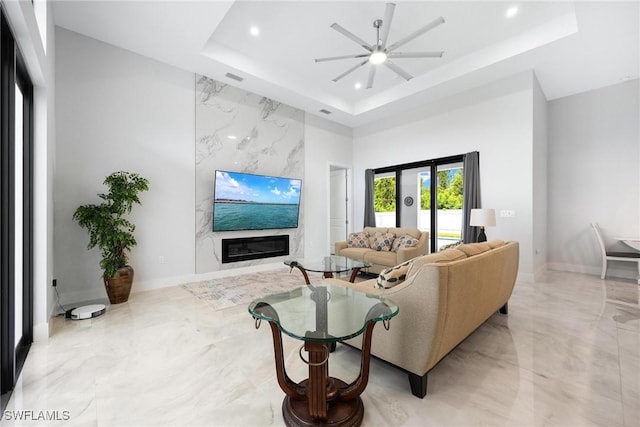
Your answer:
[249,284,398,427]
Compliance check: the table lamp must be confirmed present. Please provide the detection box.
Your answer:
[470,208,496,242]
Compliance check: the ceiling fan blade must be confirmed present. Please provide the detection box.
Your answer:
[388,51,444,59]
[366,65,376,89]
[331,23,373,52]
[386,16,445,52]
[385,60,413,81]
[315,53,370,63]
[332,59,369,82]
[379,3,396,48]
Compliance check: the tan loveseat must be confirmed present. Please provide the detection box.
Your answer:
[335,227,429,274]
[326,240,519,398]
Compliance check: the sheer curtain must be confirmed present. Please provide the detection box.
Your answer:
[364,169,376,227]
[462,152,480,243]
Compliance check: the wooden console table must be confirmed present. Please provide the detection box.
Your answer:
[249,284,398,427]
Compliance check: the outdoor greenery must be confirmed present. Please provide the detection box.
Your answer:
[374,176,396,212]
[73,171,150,278]
[421,170,463,210]
[375,169,463,213]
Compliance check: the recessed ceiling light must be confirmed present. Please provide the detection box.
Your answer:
[249,26,260,36]
[354,82,362,90]
[228,135,237,140]
[506,7,518,18]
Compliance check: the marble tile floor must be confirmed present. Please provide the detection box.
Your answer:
[2,270,638,427]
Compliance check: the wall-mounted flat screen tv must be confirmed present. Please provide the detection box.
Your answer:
[213,170,302,232]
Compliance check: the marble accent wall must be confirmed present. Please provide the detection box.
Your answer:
[195,75,305,273]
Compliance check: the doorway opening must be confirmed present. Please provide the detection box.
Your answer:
[328,165,351,254]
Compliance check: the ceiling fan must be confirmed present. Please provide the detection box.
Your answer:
[315,3,445,89]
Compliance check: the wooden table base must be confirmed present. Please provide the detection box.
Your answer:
[283,378,364,427]
[263,318,377,427]
[289,263,365,285]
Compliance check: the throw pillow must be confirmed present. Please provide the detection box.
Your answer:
[347,231,370,248]
[376,259,413,289]
[391,234,419,252]
[440,240,462,250]
[370,232,395,251]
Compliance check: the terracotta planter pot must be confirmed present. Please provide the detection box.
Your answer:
[104,266,134,304]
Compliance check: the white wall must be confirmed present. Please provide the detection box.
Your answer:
[55,28,196,304]
[547,79,640,280]
[353,72,536,281]
[532,74,548,280]
[54,29,355,305]
[304,114,353,259]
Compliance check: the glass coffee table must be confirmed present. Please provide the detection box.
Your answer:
[284,256,370,285]
[249,284,398,427]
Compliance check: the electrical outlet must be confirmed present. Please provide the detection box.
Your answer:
[52,279,57,287]
[158,256,166,264]
[499,210,516,218]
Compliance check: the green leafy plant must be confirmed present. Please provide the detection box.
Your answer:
[73,171,150,278]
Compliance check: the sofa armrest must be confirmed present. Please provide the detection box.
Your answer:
[397,231,429,263]
[334,241,348,255]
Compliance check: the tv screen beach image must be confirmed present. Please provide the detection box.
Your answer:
[213,171,302,232]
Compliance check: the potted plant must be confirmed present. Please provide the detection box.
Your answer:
[73,171,150,304]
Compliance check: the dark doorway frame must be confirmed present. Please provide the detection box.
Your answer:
[1,10,35,411]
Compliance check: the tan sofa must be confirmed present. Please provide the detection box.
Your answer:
[326,240,519,398]
[335,227,429,274]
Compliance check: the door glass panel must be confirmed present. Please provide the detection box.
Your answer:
[436,162,463,250]
[418,170,431,235]
[14,83,23,349]
[374,173,396,227]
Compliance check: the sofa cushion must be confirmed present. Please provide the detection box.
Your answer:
[486,240,505,249]
[391,227,422,239]
[370,232,395,251]
[406,249,467,278]
[363,227,388,236]
[376,259,413,288]
[347,231,370,248]
[391,234,420,252]
[339,247,370,262]
[363,250,397,266]
[457,242,492,257]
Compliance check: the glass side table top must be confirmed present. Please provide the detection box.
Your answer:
[248,284,398,343]
[284,255,370,274]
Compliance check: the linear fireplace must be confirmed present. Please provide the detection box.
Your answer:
[221,235,290,264]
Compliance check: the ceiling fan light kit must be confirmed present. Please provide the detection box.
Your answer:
[315,2,445,89]
[369,50,387,65]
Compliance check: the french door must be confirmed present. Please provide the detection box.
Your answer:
[373,155,464,252]
[1,10,34,409]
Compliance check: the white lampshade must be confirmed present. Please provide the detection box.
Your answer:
[470,208,496,227]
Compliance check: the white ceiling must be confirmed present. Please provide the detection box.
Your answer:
[53,1,639,128]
